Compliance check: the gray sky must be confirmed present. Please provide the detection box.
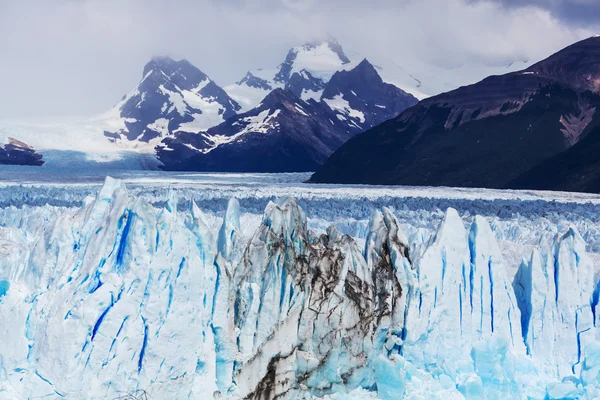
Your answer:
[486,0,600,25]
[0,0,598,118]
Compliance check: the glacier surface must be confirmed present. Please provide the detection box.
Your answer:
[1,174,600,399]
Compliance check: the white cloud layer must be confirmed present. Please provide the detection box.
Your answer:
[0,0,597,118]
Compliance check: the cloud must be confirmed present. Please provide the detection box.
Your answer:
[480,0,600,26]
[0,0,597,118]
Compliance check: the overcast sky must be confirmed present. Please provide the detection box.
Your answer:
[0,0,598,119]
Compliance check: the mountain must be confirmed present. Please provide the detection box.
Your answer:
[224,37,355,112]
[224,37,532,112]
[158,60,418,172]
[157,88,355,172]
[0,138,44,166]
[311,36,600,192]
[0,42,416,171]
[103,56,241,144]
[0,37,532,172]
[321,59,418,131]
[509,123,600,192]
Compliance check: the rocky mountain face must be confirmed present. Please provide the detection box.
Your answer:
[322,59,418,131]
[157,88,355,172]
[1,36,535,171]
[157,59,417,172]
[103,56,241,144]
[509,123,600,192]
[96,39,417,173]
[311,36,600,193]
[527,36,600,93]
[0,138,44,166]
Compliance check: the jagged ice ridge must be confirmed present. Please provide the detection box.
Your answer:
[0,178,600,399]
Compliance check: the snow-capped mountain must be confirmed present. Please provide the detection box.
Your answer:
[0,137,44,166]
[312,36,600,193]
[158,60,418,172]
[1,57,243,169]
[224,38,357,112]
[2,177,600,398]
[0,37,532,170]
[103,56,241,144]
[321,59,418,131]
[158,88,354,172]
[224,37,435,112]
[225,37,532,112]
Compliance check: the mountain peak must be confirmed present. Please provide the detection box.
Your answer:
[311,36,600,192]
[323,58,385,97]
[141,56,210,92]
[302,36,351,64]
[237,72,272,90]
[260,88,300,108]
[143,56,177,77]
[274,37,351,84]
[320,58,417,132]
[106,56,239,143]
[526,36,600,92]
[354,58,378,74]
[150,55,177,63]
[305,34,339,46]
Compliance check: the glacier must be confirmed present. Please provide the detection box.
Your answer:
[0,175,600,399]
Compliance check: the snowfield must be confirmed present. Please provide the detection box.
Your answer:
[1,171,600,399]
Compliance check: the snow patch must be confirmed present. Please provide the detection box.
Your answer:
[146,118,170,137]
[289,42,350,81]
[323,94,366,123]
[204,109,281,153]
[300,89,323,102]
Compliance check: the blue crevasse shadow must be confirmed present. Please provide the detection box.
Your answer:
[0,280,9,298]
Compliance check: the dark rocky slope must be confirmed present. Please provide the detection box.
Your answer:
[0,138,44,166]
[311,36,600,192]
[158,60,417,173]
[509,123,600,193]
[158,89,353,172]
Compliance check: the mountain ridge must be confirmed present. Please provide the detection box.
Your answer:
[0,37,542,171]
[156,58,418,172]
[103,56,241,144]
[157,88,358,172]
[310,36,600,193]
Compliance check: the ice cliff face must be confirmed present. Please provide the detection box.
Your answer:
[1,178,600,399]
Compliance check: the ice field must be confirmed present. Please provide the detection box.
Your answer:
[1,169,600,399]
